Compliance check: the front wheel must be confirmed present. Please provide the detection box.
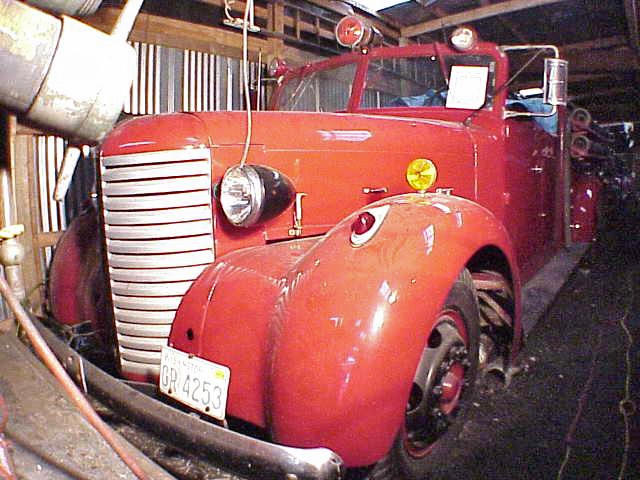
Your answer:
[370,269,480,480]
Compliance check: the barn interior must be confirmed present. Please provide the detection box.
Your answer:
[0,1,638,479]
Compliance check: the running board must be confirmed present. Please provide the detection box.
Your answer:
[521,243,590,336]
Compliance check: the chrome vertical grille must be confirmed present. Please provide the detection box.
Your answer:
[100,148,214,378]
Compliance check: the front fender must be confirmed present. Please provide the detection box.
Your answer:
[268,193,518,467]
[48,204,111,344]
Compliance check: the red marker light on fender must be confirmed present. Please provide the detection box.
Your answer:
[350,205,391,247]
[352,212,376,235]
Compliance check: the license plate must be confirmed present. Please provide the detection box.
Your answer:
[159,346,231,420]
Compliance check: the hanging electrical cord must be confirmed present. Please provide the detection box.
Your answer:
[555,322,604,480]
[239,0,254,168]
[616,272,635,480]
[556,270,636,480]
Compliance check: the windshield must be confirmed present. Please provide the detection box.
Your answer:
[362,54,495,109]
[273,51,496,113]
[362,56,446,108]
[276,63,357,112]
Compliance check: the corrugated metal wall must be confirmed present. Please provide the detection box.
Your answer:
[125,43,263,115]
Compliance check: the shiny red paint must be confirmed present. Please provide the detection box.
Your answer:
[571,174,602,242]
[170,194,519,466]
[68,38,582,469]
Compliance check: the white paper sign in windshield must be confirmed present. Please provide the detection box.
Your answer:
[445,65,489,110]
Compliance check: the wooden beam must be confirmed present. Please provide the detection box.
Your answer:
[86,8,274,61]
[560,35,627,52]
[580,103,639,121]
[479,0,529,43]
[564,46,640,73]
[401,0,570,37]
[570,87,634,102]
[13,128,44,310]
[306,0,403,35]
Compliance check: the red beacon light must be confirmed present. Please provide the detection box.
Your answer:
[335,15,379,50]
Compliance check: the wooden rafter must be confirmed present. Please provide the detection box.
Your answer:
[570,87,634,102]
[479,0,528,43]
[401,0,570,37]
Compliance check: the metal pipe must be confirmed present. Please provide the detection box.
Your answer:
[23,0,103,16]
[0,0,138,144]
[0,273,150,480]
[111,0,144,40]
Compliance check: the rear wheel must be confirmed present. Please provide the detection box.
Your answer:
[385,269,480,479]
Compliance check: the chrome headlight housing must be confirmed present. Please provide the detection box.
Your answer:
[219,165,295,228]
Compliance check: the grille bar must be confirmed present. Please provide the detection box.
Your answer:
[101,147,214,379]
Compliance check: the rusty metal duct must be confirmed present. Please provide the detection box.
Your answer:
[22,0,103,16]
[0,0,139,145]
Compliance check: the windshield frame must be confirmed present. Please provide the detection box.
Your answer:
[269,43,506,119]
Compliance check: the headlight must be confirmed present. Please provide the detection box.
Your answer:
[219,165,295,227]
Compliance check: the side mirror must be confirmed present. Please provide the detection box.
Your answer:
[543,58,569,106]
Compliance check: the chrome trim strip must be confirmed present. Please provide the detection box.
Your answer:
[111,280,193,297]
[120,347,162,364]
[104,190,212,211]
[107,235,214,254]
[102,160,210,182]
[114,308,176,324]
[115,321,172,337]
[102,147,210,166]
[108,250,214,268]
[102,175,211,196]
[106,221,212,240]
[109,265,208,283]
[117,334,168,351]
[105,205,212,225]
[120,358,161,376]
[113,295,183,311]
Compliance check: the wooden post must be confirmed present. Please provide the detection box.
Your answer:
[13,125,45,313]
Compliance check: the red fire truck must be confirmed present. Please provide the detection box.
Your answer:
[48,19,596,480]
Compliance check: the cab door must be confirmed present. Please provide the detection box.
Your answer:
[503,118,550,278]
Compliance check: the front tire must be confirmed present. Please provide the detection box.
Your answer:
[385,269,480,479]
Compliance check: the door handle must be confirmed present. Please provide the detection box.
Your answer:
[362,187,388,194]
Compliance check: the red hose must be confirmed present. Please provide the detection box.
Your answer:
[0,275,149,480]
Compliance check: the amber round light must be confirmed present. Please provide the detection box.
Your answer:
[352,212,376,235]
[406,158,438,192]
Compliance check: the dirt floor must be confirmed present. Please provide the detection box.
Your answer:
[430,220,640,479]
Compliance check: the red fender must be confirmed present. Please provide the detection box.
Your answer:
[571,174,601,243]
[268,194,519,466]
[169,193,519,467]
[48,205,111,345]
[170,238,318,427]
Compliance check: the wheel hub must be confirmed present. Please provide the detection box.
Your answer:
[404,313,470,458]
[440,363,464,405]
